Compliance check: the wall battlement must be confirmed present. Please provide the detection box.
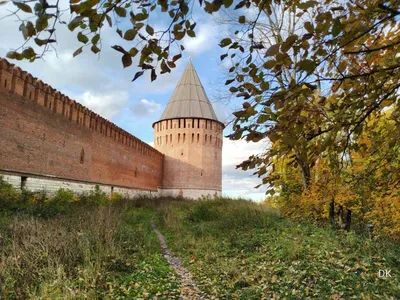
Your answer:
[0,57,161,159]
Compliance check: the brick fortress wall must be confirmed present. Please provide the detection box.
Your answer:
[0,58,164,193]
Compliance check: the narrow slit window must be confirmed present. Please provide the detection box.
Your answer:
[178,133,181,143]
[166,135,168,144]
[192,133,194,143]
[80,148,85,164]
[197,133,199,143]
[170,134,172,144]
[183,133,186,143]
[205,134,207,144]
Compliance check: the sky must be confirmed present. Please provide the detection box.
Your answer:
[0,1,268,201]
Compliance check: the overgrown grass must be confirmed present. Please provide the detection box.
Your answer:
[155,198,400,299]
[0,179,180,299]
[1,177,399,299]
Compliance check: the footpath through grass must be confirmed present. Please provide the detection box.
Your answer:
[0,198,180,299]
[155,199,400,299]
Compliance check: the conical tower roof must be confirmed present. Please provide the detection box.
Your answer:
[156,59,222,125]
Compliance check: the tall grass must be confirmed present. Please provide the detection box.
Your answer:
[0,179,180,298]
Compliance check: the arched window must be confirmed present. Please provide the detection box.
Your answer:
[183,133,186,143]
[192,133,194,143]
[165,135,168,144]
[197,133,199,143]
[178,133,181,143]
[205,134,207,144]
[170,134,172,144]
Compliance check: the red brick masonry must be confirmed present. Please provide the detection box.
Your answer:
[0,58,163,191]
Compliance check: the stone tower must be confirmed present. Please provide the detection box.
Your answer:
[153,60,224,198]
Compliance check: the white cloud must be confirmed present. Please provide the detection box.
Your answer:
[183,22,218,55]
[76,91,129,120]
[222,137,270,201]
[131,99,163,118]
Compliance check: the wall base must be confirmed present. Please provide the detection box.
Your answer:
[0,172,158,198]
[159,188,221,199]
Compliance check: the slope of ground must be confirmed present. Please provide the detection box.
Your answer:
[0,183,399,299]
[155,199,399,299]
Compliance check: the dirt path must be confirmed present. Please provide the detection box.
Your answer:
[151,216,205,300]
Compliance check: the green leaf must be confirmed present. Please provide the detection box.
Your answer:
[124,29,137,40]
[304,21,314,33]
[146,25,154,35]
[260,81,269,91]
[238,16,245,24]
[68,16,84,31]
[105,14,112,27]
[91,34,100,45]
[122,53,132,68]
[73,47,83,57]
[22,47,35,59]
[91,44,100,54]
[132,71,144,82]
[332,18,342,37]
[187,30,196,37]
[34,38,56,46]
[129,47,139,57]
[78,32,89,44]
[257,114,270,124]
[297,59,316,74]
[263,60,276,69]
[266,44,279,56]
[220,38,232,48]
[151,69,157,82]
[13,1,32,13]
[281,35,297,52]
[115,7,126,17]
[0,1,10,6]
[297,0,318,10]
[223,0,233,8]
[36,15,49,32]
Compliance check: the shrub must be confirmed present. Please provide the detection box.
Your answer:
[110,192,122,202]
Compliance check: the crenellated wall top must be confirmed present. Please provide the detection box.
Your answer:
[0,57,163,159]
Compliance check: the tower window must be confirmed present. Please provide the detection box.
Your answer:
[178,133,181,143]
[170,134,172,144]
[192,133,194,143]
[80,148,85,164]
[197,133,199,143]
[178,119,181,128]
[4,79,7,88]
[205,134,207,144]
[197,119,200,128]
[183,133,186,143]
[184,119,186,128]
[166,135,168,144]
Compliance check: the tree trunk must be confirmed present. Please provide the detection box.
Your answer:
[329,200,335,228]
[345,209,352,231]
[338,205,345,229]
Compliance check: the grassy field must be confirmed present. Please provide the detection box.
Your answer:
[0,197,180,299]
[0,185,399,299]
[154,199,400,299]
